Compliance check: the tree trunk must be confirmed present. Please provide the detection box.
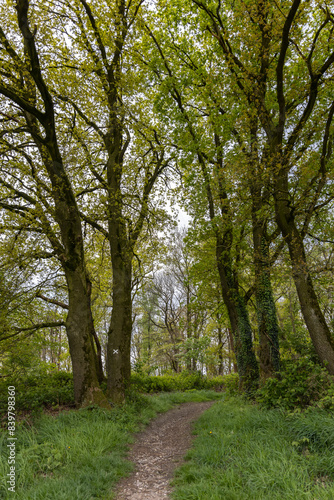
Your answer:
[107,257,132,403]
[274,173,334,374]
[252,218,280,380]
[217,325,224,375]
[186,284,192,371]
[215,235,259,392]
[66,270,110,408]
[198,144,258,392]
[86,279,105,383]
[50,173,108,407]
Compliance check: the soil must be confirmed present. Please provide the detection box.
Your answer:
[114,401,214,500]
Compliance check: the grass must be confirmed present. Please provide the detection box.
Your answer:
[4,387,334,500]
[171,396,334,500]
[0,389,221,499]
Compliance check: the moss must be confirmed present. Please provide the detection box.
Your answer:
[235,295,259,394]
[255,236,280,378]
[81,386,111,410]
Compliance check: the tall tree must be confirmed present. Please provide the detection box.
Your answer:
[0,0,108,407]
[1,0,173,403]
[191,0,334,372]
[49,0,172,401]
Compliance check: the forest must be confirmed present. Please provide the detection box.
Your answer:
[1,0,334,498]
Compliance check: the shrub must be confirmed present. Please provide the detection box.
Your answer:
[316,385,334,411]
[220,373,239,394]
[130,372,224,393]
[0,371,74,414]
[256,358,334,410]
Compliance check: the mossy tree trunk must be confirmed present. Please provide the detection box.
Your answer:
[198,144,259,393]
[251,186,280,380]
[215,234,259,392]
[253,228,280,379]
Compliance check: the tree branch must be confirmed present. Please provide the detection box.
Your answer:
[0,321,66,342]
[35,293,69,309]
[276,0,301,137]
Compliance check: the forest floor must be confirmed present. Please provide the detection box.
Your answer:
[114,401,215,500]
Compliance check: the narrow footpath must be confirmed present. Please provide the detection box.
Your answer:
[114,401,214,500]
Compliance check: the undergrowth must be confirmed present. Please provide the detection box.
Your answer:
[0,371,74,413]
[0,370,227,414]
[130,371,227,393]
[172,396,334,500]
[256,358,334,411]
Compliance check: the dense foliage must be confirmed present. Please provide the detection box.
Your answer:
[0,0,333,406]
[257,359,334,411]
[1,2,334,498]
[130,371,224,393]
[0,371,74,413]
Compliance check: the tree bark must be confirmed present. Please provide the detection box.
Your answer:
[252,214,280,379]
[215,234,259,392]
[107,256,133,403]
[66,270,109,407]
[39,157,109,408]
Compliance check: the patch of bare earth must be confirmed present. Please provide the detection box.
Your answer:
[114,401,214,500]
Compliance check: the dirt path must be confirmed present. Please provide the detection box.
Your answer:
[114,401,214,500]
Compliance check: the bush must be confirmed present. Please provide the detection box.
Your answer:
[130,371,224,393]
[220,373,239,394]
[256,358,334,410]
[0,371,74,414]
[316,384,334,410]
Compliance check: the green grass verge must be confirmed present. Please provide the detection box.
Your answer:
[0,390,221,499]
[171,396,334,500]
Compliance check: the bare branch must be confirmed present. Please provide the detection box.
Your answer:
[36,293,69,309]
[0,321,66,342]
